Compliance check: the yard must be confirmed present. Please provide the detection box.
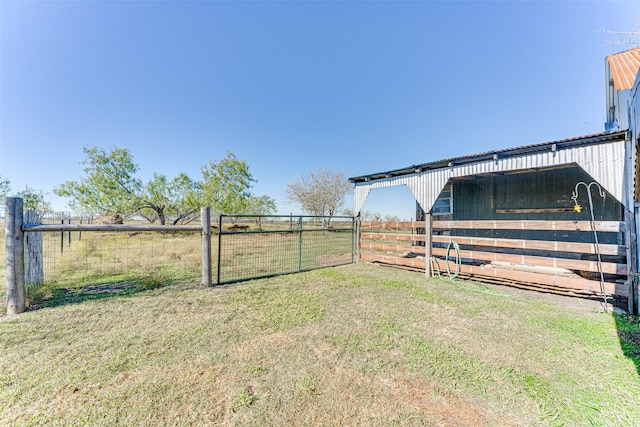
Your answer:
[1,262,639,426]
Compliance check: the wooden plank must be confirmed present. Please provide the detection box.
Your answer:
[361,252,627,297]
[496,208,576,214]
[431,235,626,256]
[431,258,627,297]
[361,232,426,242]
[430,247,627,275]
[361,242,416,253]
[433,220,626,233]
[361,220,626,233]
[363,232,626,258]
[361,221,420,229]
[361,252,427,269]
[445,270,620,298]
[384,245,627,275]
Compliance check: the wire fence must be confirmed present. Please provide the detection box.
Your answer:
[36,212,203,288]
[217,214,355,284]
[2,206,355,309]
[0,207,5,292]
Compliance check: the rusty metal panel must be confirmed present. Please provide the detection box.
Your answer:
[607,47,640,91]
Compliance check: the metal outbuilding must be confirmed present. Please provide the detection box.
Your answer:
[350,47,640,314]
[350,131,632,216]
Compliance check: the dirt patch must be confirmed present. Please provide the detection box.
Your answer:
[470,279,628,313]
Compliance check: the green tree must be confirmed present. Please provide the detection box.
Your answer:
[200,152,255,215]
[139,173,171,224]
[168,173,202,225]
[246,195,276,215]
[0,175,10,199]
[15,186,51,212]
[139,173,202,225]
[245,194,277,229]
[285,167,352,225]
[55,146,142,217]
[55,147,257,223]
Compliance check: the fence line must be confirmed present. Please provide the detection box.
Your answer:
[4,198,357,314]
[359,219,629,298]
[4,200,211,314]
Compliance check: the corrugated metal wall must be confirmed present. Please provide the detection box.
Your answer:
[451,168,624,245]
[353,140,628,215]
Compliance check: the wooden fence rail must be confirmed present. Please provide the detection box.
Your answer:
[359,220,629,298]
[4,197,212,315]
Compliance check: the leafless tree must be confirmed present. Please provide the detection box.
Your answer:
[285,167,352,225]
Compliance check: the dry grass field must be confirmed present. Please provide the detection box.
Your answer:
[1,262,639,426]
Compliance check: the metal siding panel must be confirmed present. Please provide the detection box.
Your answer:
[353,140,628,215]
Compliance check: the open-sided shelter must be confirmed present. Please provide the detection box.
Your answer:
[351,47,640,314]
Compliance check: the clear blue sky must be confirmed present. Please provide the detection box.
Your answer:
[1,1,639,219]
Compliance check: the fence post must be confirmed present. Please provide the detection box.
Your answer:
[5,197,25,315]
[298,216,303,272]
[425,212,432,278]
[201,207,212,286]
[24,209,44,289]
[217,214,223,285]
[355,214,361,263]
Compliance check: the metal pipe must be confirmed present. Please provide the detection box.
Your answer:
[572,181,608,311]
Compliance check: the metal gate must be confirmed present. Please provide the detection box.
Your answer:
[216,214,355,284]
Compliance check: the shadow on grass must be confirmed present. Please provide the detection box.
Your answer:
[26,275,167,311]
[614,311,640,376]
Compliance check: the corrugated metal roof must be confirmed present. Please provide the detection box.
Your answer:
[350,131,630,215]
[607,47,640,90]
[350,131,627,183]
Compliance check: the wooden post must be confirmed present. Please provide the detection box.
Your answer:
[24,209,44,289]
[425,212,433,278]
[355,213,361,262]
[68,213,72,246]
[217,214,223,285]
[633,204,640,315]
[5,197,25,315]
[201,207,212,286]
[298,216,303,272]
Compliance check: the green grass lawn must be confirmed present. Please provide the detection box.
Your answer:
[1,263,639,426]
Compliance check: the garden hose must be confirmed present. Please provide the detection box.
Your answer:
[445,240,461,280]
[430,240,512,298]
[430,240,461,281]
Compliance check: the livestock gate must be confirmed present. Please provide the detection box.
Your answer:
[216,214,355,284]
